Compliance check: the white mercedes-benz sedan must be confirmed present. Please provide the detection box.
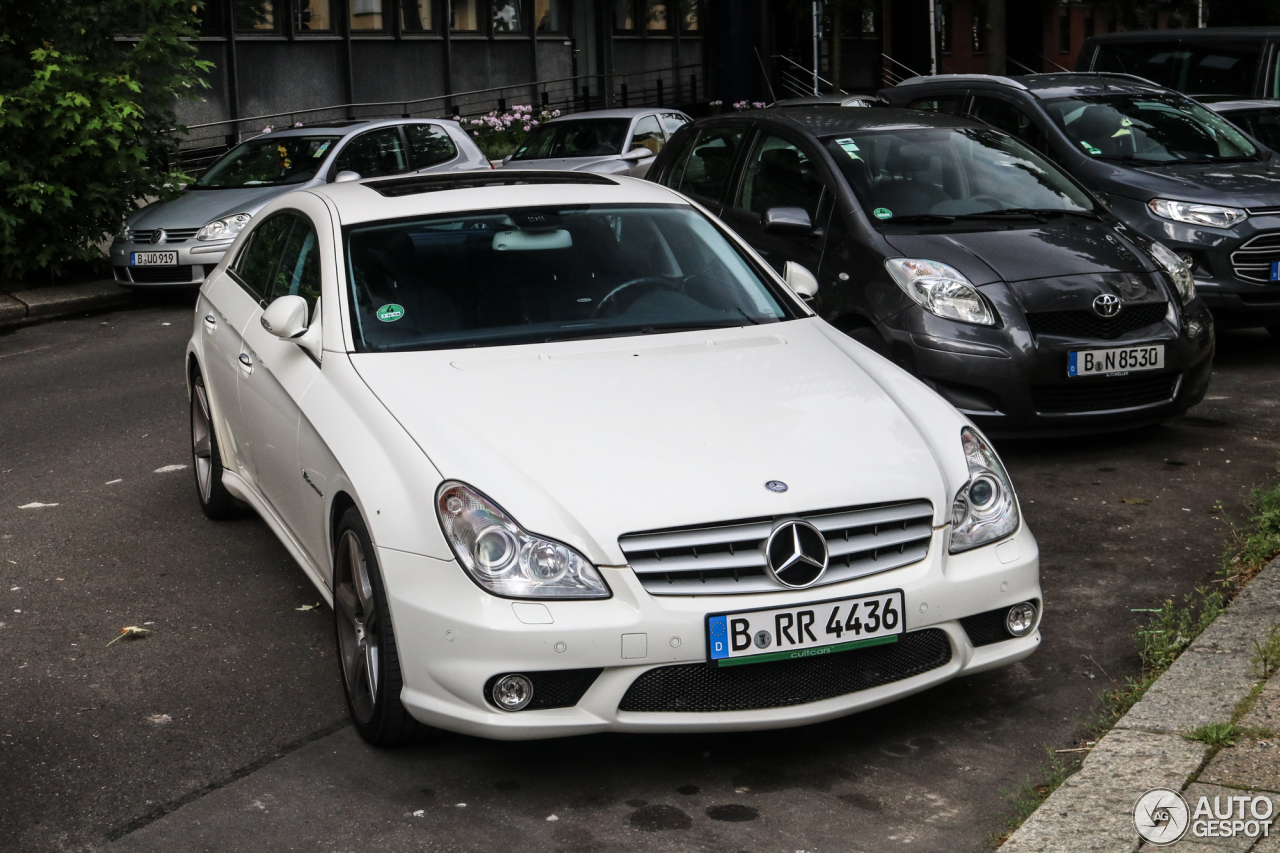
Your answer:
[185,170,1042,745]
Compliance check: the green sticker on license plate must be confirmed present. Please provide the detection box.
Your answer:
[376,304,404,322]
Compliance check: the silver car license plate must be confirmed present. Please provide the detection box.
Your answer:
[1068,344,1164,377]
[707,590,905,667]
[130,251,177,266]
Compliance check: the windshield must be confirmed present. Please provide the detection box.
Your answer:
[194,135,340,188]
[345,204,795,352]
[510,120,631,160]
[1043,95,1258,163]
[824,128,1097,221]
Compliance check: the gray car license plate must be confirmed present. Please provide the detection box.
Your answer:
[130,251,177,266]
[1068,344,1164,377]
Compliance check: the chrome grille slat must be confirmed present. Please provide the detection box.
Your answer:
[128,228,200,244]
[1231,232,1280,284]
[620,499,935,596]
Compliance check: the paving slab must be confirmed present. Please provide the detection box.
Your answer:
[1200,741,1280,794]
[1240,683,1280,731]
[0,294,25,323]
[9,280,132,319]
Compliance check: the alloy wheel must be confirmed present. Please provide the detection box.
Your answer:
[191,376,214,504]
[335,530,379,724]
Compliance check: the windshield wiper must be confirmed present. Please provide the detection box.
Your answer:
[542,320,757,344]
[875,213,955,224]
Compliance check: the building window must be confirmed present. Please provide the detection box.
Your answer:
[938,1,951,53]
[680,0,698,31]
[351,0,385,31]
[492,0,522,32]
[615,0,635,31]
[646,0,668,31]
[297,0,333,32]
[972,7,986,53]
[535,0,563,31]
[401,0,433,31]
[1058,6,1070,54]
[452,0,479,31]
[861,3,876,37]
[1084,11,1094,39]
[233,0,278,32]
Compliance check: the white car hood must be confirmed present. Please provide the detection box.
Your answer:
[350,319,948,565]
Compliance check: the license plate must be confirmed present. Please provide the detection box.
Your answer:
[1272,261,1279,281]
[1068,344,1164,377]
[706,590,905,667]
[130,251,177,266]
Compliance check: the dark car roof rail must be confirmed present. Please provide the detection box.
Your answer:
[897,74,1029,90]
[362,171,619,198]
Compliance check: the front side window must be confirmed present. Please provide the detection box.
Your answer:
[334,128,411,178]
[737,134,825,220]
[350,0,385,31]
[1043,94,1259,163]
[630,115,666,155]
[344,205,797,352]
[671,126,745,201]
[269,216,322,315]
[1092,41,1264,99]
[405,125,458,169]
[510,120,632,160]
[194,135,340,189]
[824,128,1097,222]
[970,96,1048,152]
[234,214,296,301]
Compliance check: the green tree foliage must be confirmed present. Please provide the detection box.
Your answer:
[0,1,212,279]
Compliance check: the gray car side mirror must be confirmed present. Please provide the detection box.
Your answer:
[763,207,814,236]
[620,147,656,162]
[783,261,819,300]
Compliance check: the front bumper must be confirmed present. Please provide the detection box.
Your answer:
[379,524,1041,740]
[109,239,232,287]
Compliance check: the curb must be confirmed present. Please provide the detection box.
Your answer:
[0,280,134,327]
[1001,557,1280,851]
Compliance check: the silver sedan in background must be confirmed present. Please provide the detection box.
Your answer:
[500,107,691,178]
[112,118,490,288]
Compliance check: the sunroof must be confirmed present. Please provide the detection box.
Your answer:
[364,171,619,198]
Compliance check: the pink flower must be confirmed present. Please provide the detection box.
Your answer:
[294,122,303,127]
[452,115,460,121]
[523,125,530,132]
[262,126,272,133]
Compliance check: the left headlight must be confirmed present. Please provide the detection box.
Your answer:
[885,259,995,325]
[1148,198,1246,229]
[1147,239,1196,305]
[196,213,253,241]
[950,427,1019,554]
[436,482,610,599]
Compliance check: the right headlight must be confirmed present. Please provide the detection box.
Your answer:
[1147,239,1196,305]
[885,258,995,325]
[950,427,1019,553]
[1148,198,1246,229]
[436,482,610,599]
[196,213,252,241]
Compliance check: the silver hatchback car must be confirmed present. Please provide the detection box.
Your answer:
[112,118,490,287]
[500,107,691,178]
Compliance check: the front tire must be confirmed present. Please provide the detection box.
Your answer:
[190,368,239,519]
[333,508,425,747]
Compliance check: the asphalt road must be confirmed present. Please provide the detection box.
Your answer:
[2,300,1278,853]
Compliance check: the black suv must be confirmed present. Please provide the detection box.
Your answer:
[647,106,1213,436]
[879,72,1280,331]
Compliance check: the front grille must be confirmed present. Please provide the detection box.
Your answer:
[619,500,934,596]
[960,608,1015,647]
[1031,373,1180,414]
[483,668,601,711]
[618,628,952,713]
[1025,302,1168,340]
[1231,232,1280,284]
[126,265,195,284]
[127,228,200,244]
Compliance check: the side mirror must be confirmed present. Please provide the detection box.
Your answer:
[620,147,656,162]
[763,207,814,236]
[333,170,361,183]
[783,261,819,300]
[261,295,310,339]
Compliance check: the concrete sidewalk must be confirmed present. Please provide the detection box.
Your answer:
[0,280,134,327]
[1002,560,1280,852]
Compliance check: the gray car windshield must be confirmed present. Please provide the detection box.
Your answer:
[824,128,1097,222]
[1043,95,1258,163]
[510,120,631,160]
[345,204,795,352]
[193,135,341,188]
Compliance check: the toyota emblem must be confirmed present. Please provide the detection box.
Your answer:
[1093,293,1122,317]
[763,520,829,589]
[150,229,168,245]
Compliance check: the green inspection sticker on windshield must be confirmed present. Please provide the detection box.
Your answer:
[873,208,893,220]
[1080,140,1102,155]
[836,137,862,160]
[376,304,404,322]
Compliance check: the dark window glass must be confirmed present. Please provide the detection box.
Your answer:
[1044,94,1257,162]
[645,0,668,31]
[234,215,296,301]
[492,0,523,32]
[615,0,636,30]
[1221,108,1280,152]
[405,124,458,169]
[534,0,562,31]
[908,95,968,116]
[938,2,951,53]
[351,0,386,31]
[824,128,1096,221]
[970,96,1048,152]
[233,0,278,32]
[452,0,479,30]
[345,205,796,352]
[296,0,333,31]
[269,217,322,315]
[680,0,698,31]
[511,119,631,159]
[195,135,340,189]
[401,0,432,30]
[1092,41,1263,98]
[674,127,745,201]
[1058,8,1070,54]
[737,134,824,220]
[972,8,986,52]
[198,2,225,36]
[333,128,411,178]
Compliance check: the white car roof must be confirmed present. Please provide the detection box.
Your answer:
[309,171,690,226]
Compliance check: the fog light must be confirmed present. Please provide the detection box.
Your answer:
[1179,253,1196,271]
[1006,602,1037,637]
[492,674,534,711]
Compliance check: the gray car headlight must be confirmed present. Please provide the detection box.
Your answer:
[196,213,253,241]
[885,258,994,325]
[1148,198,1246,229]
[1147,239,1196,305]
[436,482,610,599]
[950,427,1019,553]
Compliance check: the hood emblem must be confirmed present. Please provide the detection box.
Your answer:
[764,520,829,589]
[1093,293,1122,318]
[764,480,788,493]
[150,229,168,245]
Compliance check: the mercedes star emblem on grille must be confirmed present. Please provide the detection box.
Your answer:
[764,480,788,493]
[764,520,829,589]
[1092,293,1122,317]
[150,229,168,245]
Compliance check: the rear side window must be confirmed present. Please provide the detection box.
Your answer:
[970,96,1048,152]
[233,214,295,301]
[1093,41,1265,98]
[334,128,411,178]
[405,124,458,169]
[909,94,968,115]
[672,127,746,202]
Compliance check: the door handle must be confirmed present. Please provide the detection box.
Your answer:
[238,352,253,369]
[203,314,217,331]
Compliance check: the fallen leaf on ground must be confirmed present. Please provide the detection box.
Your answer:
[153,464,187,474]
[147,714,172,725]
[19,502,58,509]
[1122,497,1151,505]
[296,603,320,612]
[106,626,151,646]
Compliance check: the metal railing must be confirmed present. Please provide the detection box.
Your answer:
[771,54,838,99]
[880,54,923,87]
[174,64,706,174]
